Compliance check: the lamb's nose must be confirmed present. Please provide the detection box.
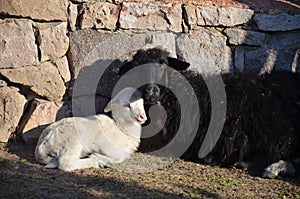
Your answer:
[140,113,147,121]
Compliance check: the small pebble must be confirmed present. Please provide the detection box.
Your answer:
[0,80,7,87]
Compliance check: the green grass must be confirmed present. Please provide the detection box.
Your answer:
[277,189,300,199]
[207,175,239,188]
[0,159,15,168]
[18,158,28,164]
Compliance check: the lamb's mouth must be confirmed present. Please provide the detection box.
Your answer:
[136,115,147,124]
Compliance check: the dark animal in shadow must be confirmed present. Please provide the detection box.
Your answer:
[115,48,300,178]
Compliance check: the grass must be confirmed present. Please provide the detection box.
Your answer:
[18,158,28,164]
[207,175,239,188]
[277,189,300,199]
[0,159,15,168]
[0,150,299,199]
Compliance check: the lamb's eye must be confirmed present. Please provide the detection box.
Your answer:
[124,104,130,108]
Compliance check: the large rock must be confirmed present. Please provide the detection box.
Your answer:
[0,20,38,69]
[176,29,232,74]
[119,2,182,32]
[143,32,176,58]
[68,3,78,31]
[69,30,178,99]
[69,30,176,79]
[21,99,71,142]
[254,13,300,31]
[0,0,68,21]
[68,30,112,79]
[0,62,66,101]
[182,4,197,30]
[196,6,254,27]
[0,87,26,142]
[36,22,69,62]
[69,30,145,97]
[55,56,71,84]
[224,28,265,46]
[80,2,119,30]
[234,47,245,73]
[72,95,109,117]
[241,31,300,73]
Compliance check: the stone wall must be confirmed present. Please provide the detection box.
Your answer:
[0,0,299,143]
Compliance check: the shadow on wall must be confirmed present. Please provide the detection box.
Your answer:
[230,0,300,74]
[242,32,300,74]
[7,100,72,163]
[236,0,300,13]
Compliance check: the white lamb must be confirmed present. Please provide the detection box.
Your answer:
[35,87,147,171]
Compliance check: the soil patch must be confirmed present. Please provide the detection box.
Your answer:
[0,141,299,199]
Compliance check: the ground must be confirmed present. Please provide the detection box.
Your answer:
[0,141,299,199]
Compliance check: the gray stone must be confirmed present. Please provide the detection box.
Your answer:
[244,47,268,72]
[292,49,300,73]
[72,95,109,117]
[69,30,179,99]
[69,31,146,97]
[224,28,265,46]
[68,3,78,31]
[0,62,66,101]
[0,0,68,21]
[144,32,176,58]
[176,29,231,74]
[119,2,182,32]
[234,47,245,73]
[68,30,112,79]
[55,56,71,83]
[0,87,26,142]
[244,31,300,73]
[196,6,254,27]
[36,22,69,62]
[269,32,300,72]
[254,13,300,31]
[183,4,197,30]
[80,2,119,30]
[0,80,7,87]
[0,20,38,69]
[69,30,177,79]
[71,0,89,3]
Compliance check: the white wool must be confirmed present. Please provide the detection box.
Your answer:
[35,87,146,171]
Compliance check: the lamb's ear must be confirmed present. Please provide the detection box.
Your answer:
[104,101,120,113]
[167,57,190,70]
[104,102,127,112]
[104,101,112,113]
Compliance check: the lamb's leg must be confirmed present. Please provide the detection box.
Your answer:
[58,155,99,171]
[56,143,99,171]
[59,153,118,171]
[90,153,119,167]
[45,158,59,169]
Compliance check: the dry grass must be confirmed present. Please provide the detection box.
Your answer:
[0,147,299,199]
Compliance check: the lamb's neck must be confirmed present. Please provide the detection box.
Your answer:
[115,119,141,139]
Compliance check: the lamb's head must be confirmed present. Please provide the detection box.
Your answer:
[126,98,147,124]
[104,87,147,125]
